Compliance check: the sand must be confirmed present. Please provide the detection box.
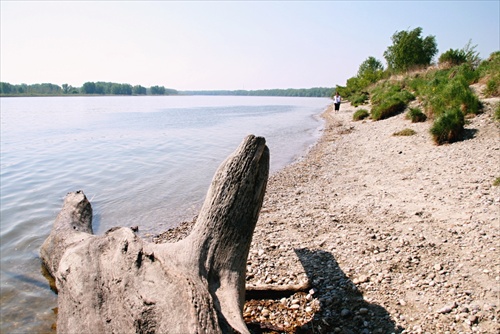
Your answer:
[244,91,500,333]
[156,89,499,333]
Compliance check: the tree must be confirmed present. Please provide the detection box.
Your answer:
[383,27,438,73]
[0,82,14,95]
[150,85,166,95]
[356,56,385,88]
[357,56,384,78]
[62,84,70,94]
[110,83,132,95]
[132,85,147,95]
[82,82,96,94]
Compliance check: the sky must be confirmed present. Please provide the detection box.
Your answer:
[1,1,499,91]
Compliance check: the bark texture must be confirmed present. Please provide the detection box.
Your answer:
[40,135,269,334]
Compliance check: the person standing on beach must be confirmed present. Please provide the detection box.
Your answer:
[333,92,341,112]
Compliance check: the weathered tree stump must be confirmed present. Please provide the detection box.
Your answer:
[40,135,269,334]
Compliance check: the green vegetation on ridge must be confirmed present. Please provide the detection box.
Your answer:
[335,27,499,145]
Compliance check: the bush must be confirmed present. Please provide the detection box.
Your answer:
[478,51,500,97]
[371,98,406,121]
[430,108,465,144]
[439,48,467,67]
[369,81,414,121]
[495,104,500,122]
[406,75,427,95]
[420,67,481,117]
[443,77,481,115]
[353,109,370,121]
[393,128,416,136]
[449,63,478,84]
[370,82,403,106]
[406,107,427,122]
[351,93,369,107]
[485,79,499,97]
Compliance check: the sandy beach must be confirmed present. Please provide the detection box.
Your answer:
[156,90,499,333]
[242,91,500,333]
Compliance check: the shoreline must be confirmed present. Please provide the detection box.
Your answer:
[156,96,500,332]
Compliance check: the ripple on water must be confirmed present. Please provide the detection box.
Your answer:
[0,96,330,332]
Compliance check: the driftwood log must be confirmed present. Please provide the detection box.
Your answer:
[40,135,269,334]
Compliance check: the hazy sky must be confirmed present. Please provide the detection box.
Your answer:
[1,1,499,90]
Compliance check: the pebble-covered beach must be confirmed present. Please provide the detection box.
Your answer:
[156,87,499,333]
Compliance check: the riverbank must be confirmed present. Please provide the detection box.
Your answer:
[156,93,500,333]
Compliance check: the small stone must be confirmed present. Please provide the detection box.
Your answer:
[434,263,443,271]
[438,306,452,314]
[468,315,478,324]
[359,307,369,315]
[437,302,457,314]
[289,304,300,310]
[341,308,351,317]
[358,275,369,283]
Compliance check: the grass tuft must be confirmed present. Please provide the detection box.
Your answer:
[406,107,427,122]
[353,109,370,121]
[371,99,407,121]
[494,177,500,187]
[429,108,465,145]
[393,128,416,136]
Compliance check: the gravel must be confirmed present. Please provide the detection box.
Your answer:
[155,90,500,333]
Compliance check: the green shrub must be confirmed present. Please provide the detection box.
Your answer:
[351,93,369,107]
[449,63,479,84]
[395,90,416,104]
[439,48,467,66]
[393,128,416,136]
[406,107,427,122]
[353,109,370,121]
[477,51,500,78]
[495,104,500,122]
[370,82,403,106]
[443,77,481,115]
[420,67,481,117]
[406,76,427,95]
[430,108,465,144]
[478,52,500,97]
[369,81,414,121]
[371,98,406,121]
[485,79,499,97]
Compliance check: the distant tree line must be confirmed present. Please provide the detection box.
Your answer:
[0,82,66,96]
[182,87,335,97]
[1,82,334,98]
[0,81,179,96]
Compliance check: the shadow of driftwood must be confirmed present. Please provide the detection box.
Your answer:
[294,248,404,334]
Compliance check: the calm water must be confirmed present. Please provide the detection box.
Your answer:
[0,95,330,333]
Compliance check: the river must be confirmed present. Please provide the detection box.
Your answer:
[0,95,331,332]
